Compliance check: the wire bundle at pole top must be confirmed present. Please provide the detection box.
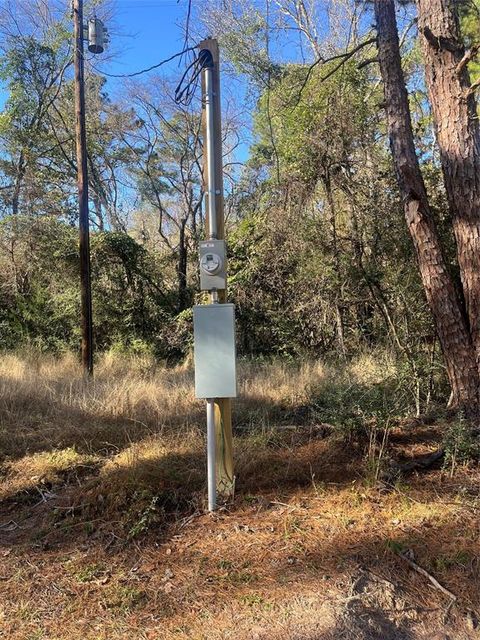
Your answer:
[90,45,213,110]
[174,52,204,105]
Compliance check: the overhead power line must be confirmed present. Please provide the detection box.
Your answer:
[91,45,197,78]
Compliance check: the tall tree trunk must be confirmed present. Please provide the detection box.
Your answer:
[417,0,480,366]
[177,218,188,313]
[93,190,104,231]
[12,151,25,217]
[323,170,346,357]
[374,0,479,410]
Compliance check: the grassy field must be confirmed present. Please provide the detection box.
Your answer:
[0,351,479,639]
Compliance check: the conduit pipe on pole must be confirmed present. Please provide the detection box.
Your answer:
[203,57,218,240]
[202,48,218,512]
[206,398,216,511]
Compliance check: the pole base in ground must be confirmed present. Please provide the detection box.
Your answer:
[206,399,216,511]
[214,398,235,499]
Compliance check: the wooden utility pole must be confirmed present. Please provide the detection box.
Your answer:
[200,38,234,499]
[73,0,94,376]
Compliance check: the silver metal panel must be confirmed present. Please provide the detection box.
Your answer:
[88,18,105,54]
[193,304,237,398]
[199,240,226,291]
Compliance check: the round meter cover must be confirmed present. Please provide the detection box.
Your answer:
[200,253,222,275]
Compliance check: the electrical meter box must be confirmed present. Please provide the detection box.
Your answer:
[199,240,226,291]
[193,304,237,398]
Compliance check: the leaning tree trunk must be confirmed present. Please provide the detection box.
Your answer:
[374,0,479,410]
[417,0,480,368]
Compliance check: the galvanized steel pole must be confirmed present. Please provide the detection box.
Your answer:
[204,61,218,240]
[199,40,235,510]
[206,398,217,511]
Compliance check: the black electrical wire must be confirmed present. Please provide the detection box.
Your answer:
[174,47,213,106]
[174,54,203,105]
[88,22,209,108]
[179,0,193,64]
[90,45,197,78]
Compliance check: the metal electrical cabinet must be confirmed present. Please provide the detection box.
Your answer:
[193,304,237,398]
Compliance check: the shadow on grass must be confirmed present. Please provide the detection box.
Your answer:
[0,427,478,640]
[0,384,302,463]
[0,388,204,462]
[0,356,416,464]
[0,432,361,548]
[318,604,415,640]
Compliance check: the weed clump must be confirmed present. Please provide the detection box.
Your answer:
[443,413,480,476]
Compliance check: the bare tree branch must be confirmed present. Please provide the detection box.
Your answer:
[293,36,377,106]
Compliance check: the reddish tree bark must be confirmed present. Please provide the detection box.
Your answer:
[374,0,479,409]
[417,0,480,367]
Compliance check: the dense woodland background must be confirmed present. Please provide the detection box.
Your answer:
[2,3,480,638]
[0,0,478,413]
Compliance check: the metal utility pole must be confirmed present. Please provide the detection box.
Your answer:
[73,0,93,376]
[198,39,235,508]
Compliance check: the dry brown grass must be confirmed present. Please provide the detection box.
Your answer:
[0,350,199,456]
[0,350,329,457]
[0,350,479,640]
[0,350,333,516]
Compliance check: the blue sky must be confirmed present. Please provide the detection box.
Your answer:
[101,0,191,78]
[85,0,382,175]
[91,0,252,154]
[0,0,386,166]
[0,0,192,108]
[92,0,257,166]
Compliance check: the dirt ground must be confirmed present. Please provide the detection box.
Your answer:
[1,423,479,640]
